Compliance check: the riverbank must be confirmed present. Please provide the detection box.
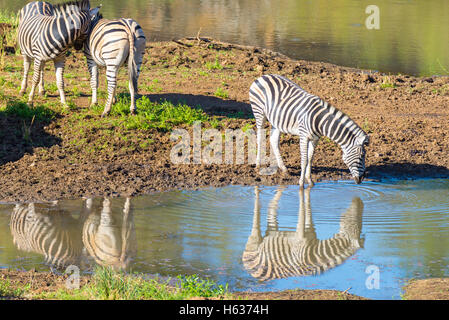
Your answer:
[0,37,448,202]
[1,268,448,300]
[0,268,366,300]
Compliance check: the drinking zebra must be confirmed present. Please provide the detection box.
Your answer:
[17,0,100,106]
[249,74,370,187]
[242,186,364,280]
[81,11,146,116]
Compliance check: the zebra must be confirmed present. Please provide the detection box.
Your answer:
[242,186,364,280]
[249,74,370,187]
[82,198,136,270]
[81,11,146,116]
[17,0,100,106]
[10,202,85,269]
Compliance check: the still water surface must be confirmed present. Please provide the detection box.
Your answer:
[0,179,448,300]
[1,0,449,76]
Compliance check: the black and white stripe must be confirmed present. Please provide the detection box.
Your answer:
[82,12,146,116]
[249,74,370,186]
[242,187,364,280]
[10,203,84,269]
[82,198,136,270]
[17,0,100,106]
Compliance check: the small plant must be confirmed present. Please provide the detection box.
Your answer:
[204,57,223,70]
[361,118,373,134]
[22,115,35,143]
[177,274,228,298]
[214,87,229,99]
[379,76,396,89]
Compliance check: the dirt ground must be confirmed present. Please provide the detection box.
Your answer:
[0,269,367,300]
[3,269,449,300]
[0,37,448,202]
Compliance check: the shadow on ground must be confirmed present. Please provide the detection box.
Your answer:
[0,101,61,166]
[366,163,449,180]
[145,93,253,118]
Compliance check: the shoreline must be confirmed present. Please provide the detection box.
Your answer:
[1,268,448,300]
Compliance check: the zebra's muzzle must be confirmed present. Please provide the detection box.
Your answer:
[353,172,366,184]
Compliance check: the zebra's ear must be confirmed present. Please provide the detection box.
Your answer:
[356,135,370,146]
[363,135,370,146]
[89,6,101,19]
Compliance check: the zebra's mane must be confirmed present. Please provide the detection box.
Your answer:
[52,0,90,13]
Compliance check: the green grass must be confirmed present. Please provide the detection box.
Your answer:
[0,10,20,56]
[214,87,229,99]
[204,57,224,70]
[0,99,58,122]
[0,278,31,298]
[104,94,212,131]
[5,266,230,300]
[379,76,397,89]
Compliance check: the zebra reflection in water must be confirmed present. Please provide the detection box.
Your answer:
[242,187,364,281]
[83,198,137,271]
[10,202,85,269]
[9,198,136,271]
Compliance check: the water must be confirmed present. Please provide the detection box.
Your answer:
[2,0,449,76]
[0,179,448,300]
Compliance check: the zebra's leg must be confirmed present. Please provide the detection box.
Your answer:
[54,57,67,105]
[38,65,45,96]
[128,38,146,115]
[103,65,118,117]
[296,187,306,239]
[269,127,287,173]
[19,55,32,96]
[267,186,285,232]
[254,113,266,168]
[305,137,319,187]
[88,64,99,106]
[128,77,136,115]
[28,59,44,106]
[298,136,309,188]
[256,126,264,168]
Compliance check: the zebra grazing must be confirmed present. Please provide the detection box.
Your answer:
[10,202,84,269]
[81,12,146,116]
[242,186,364,280]
[17,0,100,106]
[249,74,370,187]
[82,198,136,270]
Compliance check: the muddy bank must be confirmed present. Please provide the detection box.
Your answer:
[2,269,449,300]
[0,37,448,202]
[0,269,367,300]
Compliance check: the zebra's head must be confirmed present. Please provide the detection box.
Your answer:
[73,5,102,50]
[342,134,370,184]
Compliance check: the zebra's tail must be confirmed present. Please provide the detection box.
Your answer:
[122,19,138,92]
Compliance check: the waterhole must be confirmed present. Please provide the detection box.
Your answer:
[0,179,448,299]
